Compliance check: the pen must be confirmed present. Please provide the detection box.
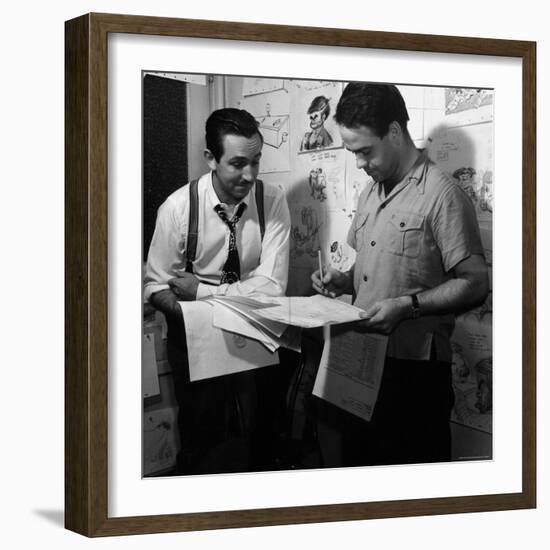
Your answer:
[318,249,324,284]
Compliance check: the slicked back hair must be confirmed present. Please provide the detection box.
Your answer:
[205,108,263,161]
[334,83,410,138]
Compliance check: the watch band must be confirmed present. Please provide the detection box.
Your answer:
[410,293,420,319]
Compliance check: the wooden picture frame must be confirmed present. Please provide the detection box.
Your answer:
[65,12,536,537]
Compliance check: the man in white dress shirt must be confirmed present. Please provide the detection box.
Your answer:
[145,108,292,474]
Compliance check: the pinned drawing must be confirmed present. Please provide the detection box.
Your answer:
[452,166,494,219]
[445,88,493,115]
[328,240,355,272]
[291,206,323,259]
[291,81,343,155]
[309,168,327,202]
[242,78,285,96]
[450,308,492,434]
[143,409,178,475]
[453,166,478,202]
[451,347,492,433]
[300,96,334,152]
[256,104,289,149]
[243,93,290,173]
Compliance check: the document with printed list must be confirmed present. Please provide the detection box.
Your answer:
[313,325,388,421]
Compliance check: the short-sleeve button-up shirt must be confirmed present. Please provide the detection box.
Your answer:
[347,151,484,362]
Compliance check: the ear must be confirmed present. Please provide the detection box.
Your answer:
[387,121,404,145]
[204,148,217,171]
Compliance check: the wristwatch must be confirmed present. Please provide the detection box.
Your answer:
[410,293,421,319]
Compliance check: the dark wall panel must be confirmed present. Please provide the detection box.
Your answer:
[143,74,188,257]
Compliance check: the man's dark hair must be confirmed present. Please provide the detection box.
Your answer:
[205,108,263,161]
[334,83,410,138]
[307,95,330,118]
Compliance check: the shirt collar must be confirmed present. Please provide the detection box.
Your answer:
[407,149,432,195]
[373,149,432,201]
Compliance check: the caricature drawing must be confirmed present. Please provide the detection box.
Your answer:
[299,95,334,151]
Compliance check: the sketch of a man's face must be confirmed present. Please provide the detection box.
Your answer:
[309,109,326,130]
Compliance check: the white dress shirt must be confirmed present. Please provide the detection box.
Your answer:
[144,172,290,301]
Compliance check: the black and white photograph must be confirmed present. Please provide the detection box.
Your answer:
[142,73,494,478]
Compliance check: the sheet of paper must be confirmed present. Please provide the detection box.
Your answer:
[211,302,279,352]
[179,301,279,381]
[254,295,365,328]
[313,325,388,421]
[208,296,289,337]
[142,332,160,398]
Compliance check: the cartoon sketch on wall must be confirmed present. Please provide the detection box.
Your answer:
[299,96,334,152]
[452,167,478,202]
[452,166,494,222]
[450,343,492,434]
[427,122,494,224]
[290,81,343,155]
[445,88,493,115]
[473,358,492,415]
[328,240,355,272]
[290,206,322,259]
[292,80,338,92]
[256,103,289,149]
[309,168,327,202]
[143,409,178,475]
[243,88,291,173]
[323,209,356,273]
[452,167,493,212]
[478,170,493,213]
[294,149,347,209]
[242,78,285,96]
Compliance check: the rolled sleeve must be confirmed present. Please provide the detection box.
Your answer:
[431,184,485,272]
[144,198,186,302]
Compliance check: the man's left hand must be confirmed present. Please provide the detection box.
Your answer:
[357,296,410,335]
[168,273,200,301]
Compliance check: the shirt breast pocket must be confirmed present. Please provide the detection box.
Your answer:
[352,212,369,251]
[385,211,425,258]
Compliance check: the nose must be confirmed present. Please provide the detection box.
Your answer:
[356,156,368,171]
[241,166,255,183]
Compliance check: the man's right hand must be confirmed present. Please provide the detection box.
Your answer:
[149,289,183,321]
[311,268,352,299]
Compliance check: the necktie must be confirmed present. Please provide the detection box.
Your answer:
[214,202,247,284]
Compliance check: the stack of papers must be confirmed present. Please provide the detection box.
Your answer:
[178,295,365,381]
[206,293,365,350]
[248,294,366,328]
[207,296,301,353]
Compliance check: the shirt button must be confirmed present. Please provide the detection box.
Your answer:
[363,275,368,282]
[399,222,405,228]
[370,240,376,246]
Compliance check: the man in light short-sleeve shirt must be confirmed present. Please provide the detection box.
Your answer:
[312,83,489,466]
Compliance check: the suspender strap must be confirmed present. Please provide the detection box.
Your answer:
[185,178,200,273]
[255,179,265,242]
[186,177,265,272]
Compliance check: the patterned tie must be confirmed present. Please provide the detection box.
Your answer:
[214,202,247,284]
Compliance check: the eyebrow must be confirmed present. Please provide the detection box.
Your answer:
[229,153,262,161]
[345,146,371,154]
